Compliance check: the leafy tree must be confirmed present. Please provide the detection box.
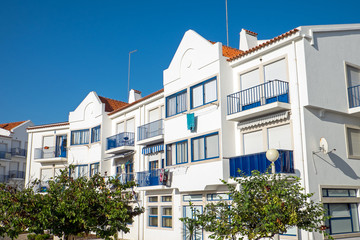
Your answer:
[179,203,203,240]
[181,171,331,240]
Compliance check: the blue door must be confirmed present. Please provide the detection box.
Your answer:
[55,135,67,158]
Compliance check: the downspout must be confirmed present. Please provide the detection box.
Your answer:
[292,40,311,240]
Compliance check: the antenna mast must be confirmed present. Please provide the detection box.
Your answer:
[225,0,229,46]
[128,49,138,100]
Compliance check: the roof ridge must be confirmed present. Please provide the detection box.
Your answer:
[0,121,27,131]
[98,95,127,104]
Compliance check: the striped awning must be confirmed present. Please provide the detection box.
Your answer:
[142,144,164,155]
[238,111,289,130]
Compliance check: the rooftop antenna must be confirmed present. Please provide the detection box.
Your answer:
[128,49,138,100]
[225,0,229,46]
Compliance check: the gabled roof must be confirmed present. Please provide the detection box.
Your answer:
[0,121,26,131]
[228,28,299,62]
[209,41,244,58]
[98,96,129,112]
[27,122,69,130]
[109,89,164,116]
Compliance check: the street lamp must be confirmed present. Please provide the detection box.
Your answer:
[266,149,279,174]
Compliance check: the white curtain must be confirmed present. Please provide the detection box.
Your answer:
[167,96,176,116]
[192,85,203,108]
[347,65,360,87]
[192,138,205,161]
[177,91,187,113]
[176,142,188,163]
[204,79,217,103]
[206,134,219,158]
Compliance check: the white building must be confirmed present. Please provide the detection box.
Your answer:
[0,120,33,188]
[26,23,360,239]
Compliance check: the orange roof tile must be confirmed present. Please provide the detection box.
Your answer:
[228,28,299,62]
[209,41,244,59]
[0,121,26,131]
[27,122,69,130]
[243,29,258,36]
[98,96,129,112]
[109,89,164,116]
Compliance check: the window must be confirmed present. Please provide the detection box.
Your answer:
[207,193,231,201]
[183,194,203,202]
[162,207,172,228]
[71,129,89,145]
[192,133,219,162]
[191,78,217,109]
[347,65,360,108]
[347,127,360,158]
[166,90,187,117]
[71,165,88,178]
[90,163,100,177]
[267,124,292,150]
[149,207,158,227]
[162,196,172,202]
[323,188,360,235]
[149,196,158,202]
[243,130,263,155]
[91,125,101,143]
[166,140,188,165]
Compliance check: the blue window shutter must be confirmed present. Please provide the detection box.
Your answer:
[187,113,195,131]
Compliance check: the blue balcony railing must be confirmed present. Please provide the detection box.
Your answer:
[348,85,360,108]
[9,170,25,179]
[107,132,135,150]
[229,150,294,177]
[116,173,135,184]
[34,146,67,159]
[137,169,167,187]
[227,80,289,115]
[0,151,11,160]
[138,119,163,141]
[11,148,27,157]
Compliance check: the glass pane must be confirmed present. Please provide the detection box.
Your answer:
[204,79,217,103]
[348,128,360,157]
[327,189,351,197]
[149,216,158,226]
[351,203,360,232]
[192,138,205,161]
[177,92,187,113]
[162,196,172,202]
[243,130,263,155]
[264,59,287,82]
[163,207,172,215]
[329,204,350,218]
[177,142,188,164]
[162,217,172,227]
[207,193,229,201]
[149,207,158,215]
[192,85,203,108]
[206,134,219,158]
[149,196,158,202]
[350,189,357,197]
[347,65,360,87]
[167,96,176,116]
[322,189,328,197]
[183,194,202,202]
[331,219,352,234]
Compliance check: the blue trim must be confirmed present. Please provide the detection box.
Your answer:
[191,132,219,162]
[166,90,187,118]
[142,144,164,155]
[90,162,100,177]
[161,215,172,228]
[183,194,203,202]
[70,129,90,145]
[190,77,217,109]
[175,140,188,165]
[325,203,360,235]
[322,188,357,197]
[162,196,172,202]
[91,125,101,143]
[206,193,231,201]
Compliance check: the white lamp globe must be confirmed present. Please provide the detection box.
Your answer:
[266,149,279,163]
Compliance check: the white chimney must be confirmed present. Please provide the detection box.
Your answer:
[128,89,142,103]
[239,29,258,51]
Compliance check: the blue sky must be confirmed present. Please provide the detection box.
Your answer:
[1,0,359,125]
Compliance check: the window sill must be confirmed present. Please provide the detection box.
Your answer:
[327,232,360,239]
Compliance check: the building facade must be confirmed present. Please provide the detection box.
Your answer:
[0,120,33,188]
[26,23,360,239]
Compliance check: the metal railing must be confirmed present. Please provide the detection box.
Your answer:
[229,150,294,177]
[137,119,163,141]
[11,148,27,157]
[116,173,135,184]
[348,85,360,108]
[8,170,25,179]
[227,80,289,115]
[0,175,9,183]
[0,151,11,160]
[107,132,135,150]
[34,146,67,159]
[137,169,167,187]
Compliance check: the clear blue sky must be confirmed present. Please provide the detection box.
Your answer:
[1,0,359,125]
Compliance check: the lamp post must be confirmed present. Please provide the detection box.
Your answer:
[266,149,279,175]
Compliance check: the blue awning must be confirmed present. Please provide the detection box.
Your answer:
[142,144,164,155]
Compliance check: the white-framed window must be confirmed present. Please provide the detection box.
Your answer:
[190,77,217,109]
[71,129,89,145]
[161,207,172,228]
[322,188,360,235]
[91,125,101,143]
[166,140,188,165]
[149,207,158,227]
[166,90,187,117]
[191,132,219,162]
[346,126,360,159]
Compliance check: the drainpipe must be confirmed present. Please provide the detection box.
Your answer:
[292,40,311,240]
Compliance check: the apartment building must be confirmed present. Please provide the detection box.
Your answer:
[26,23,360,240]
[0,120,33,188]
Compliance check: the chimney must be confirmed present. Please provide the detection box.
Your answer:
[239,29,258,51]
[128,89,142,103]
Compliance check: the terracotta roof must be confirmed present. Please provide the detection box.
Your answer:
[209,41,244,59]
[134,89,142,94]
[98,96,129,112]
[0,121,26,131]
[228,28,299,62]
[109,89,164,116]
[244,29,258,36]
[27,122,69,130]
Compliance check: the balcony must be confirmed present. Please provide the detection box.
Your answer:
[11,148,27,157]
[8,170,25,179]
[116,173,135,184]
[106,132,135,154]
[137,169,167,187]
[34,146,67,163]
[0,151,11,160]
[348,85,360,116]
[227,80,290,122]
[137,119,164,145]
[229,150,294,177]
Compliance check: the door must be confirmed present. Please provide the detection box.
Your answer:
[43,136,54,158]
[183,205,203,240]
[55,135,67,157]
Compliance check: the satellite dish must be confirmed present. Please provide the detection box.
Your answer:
[320,138,329,154]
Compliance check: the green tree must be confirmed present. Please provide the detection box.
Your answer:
[181,171,330,240]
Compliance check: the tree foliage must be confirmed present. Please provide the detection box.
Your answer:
[0,166,143,240]
[181,171,330,240]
